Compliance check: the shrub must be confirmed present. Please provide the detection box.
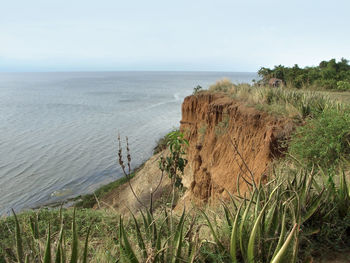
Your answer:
[193,85,203,95]
[289,109,350,168]
[337,81,350,91]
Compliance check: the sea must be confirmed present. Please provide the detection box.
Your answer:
[0,71,257,215]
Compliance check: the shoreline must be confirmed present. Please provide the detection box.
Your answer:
[12,132,170,215]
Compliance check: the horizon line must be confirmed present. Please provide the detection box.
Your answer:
[0,70,258,74]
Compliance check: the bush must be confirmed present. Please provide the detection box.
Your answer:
[337,81,350,91]
[193,85,203,94]
[289,109,350,168]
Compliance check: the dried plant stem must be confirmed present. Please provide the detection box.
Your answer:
[230,137,257,189]
[118,134,165,213]
[118,134,147,210]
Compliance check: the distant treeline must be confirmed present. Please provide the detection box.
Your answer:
[258,58,350,90]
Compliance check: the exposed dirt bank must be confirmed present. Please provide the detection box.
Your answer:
[179,92,294,204]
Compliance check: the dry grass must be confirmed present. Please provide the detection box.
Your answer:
[208,79,348,119]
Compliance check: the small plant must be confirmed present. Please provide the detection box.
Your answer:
[159,131,189,189]
[198,124,207,143]
[215,113,229,137]
[193,85,203,95]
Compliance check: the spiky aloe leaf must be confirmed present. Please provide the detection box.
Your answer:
[303,170,314,204]
[29,215,39,240]
[148,210,157,247]
[338,170,350,216]
[12,209,24,263]
[154,218,168,262]
[271,207,287,260]
[164,208,170,236]
[55,224,64,263]
[239,192,255,258]
[264,200,278,234]
[222,202,232,230]
[230,202,243,263]
[25,254,29,263]
[131,212,147,260]
[140,210,150,239]
[225,189,238,212]
[298,172,308,203]
[70,208,78,263]
[172,208,186,263]
[301,188,324,224]
[200,209,225,251]
[43,222,51,263]
[271,224,298,263]
[247,200,270,263]
[82,224,91,263]
[254,188,261,221]
[119,218,139,263]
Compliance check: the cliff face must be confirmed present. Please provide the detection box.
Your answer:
[180,93,294,203]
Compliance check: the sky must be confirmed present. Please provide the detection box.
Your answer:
[0,0,349,72]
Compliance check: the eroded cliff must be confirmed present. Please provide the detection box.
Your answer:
[180,93,294,203]
[98,92,295,213]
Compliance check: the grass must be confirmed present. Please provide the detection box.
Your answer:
[74,173,136,208]
[208,79,349,120]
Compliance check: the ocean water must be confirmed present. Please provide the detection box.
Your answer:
[0,71,256,215]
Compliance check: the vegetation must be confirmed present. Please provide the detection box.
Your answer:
[74,173,136,208]
[0,208,119,262]
[289,109,350,168]
[193,85,203,95]
[2,159,349,262]
[2,72,350,262]
[153,129,180,155]
[209,79,347,120]
[258,58,350,90]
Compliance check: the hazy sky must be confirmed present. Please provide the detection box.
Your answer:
[1,0,349,72]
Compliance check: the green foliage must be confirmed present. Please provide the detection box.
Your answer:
[159,130,188,189]
[153,129,179,155]
[289,109,350,168]
[192,85,203,95]
[337,80,350,91]
[201,164,350,263]
[116,207,197,263]
[258,58,350,90]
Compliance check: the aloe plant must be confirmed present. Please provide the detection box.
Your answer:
[7,208,91,263]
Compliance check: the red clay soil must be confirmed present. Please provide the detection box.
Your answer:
[179,93,295,204]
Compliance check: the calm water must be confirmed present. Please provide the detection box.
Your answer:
[0,71,256,215]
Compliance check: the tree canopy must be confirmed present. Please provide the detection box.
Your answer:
[258,58,350,90]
